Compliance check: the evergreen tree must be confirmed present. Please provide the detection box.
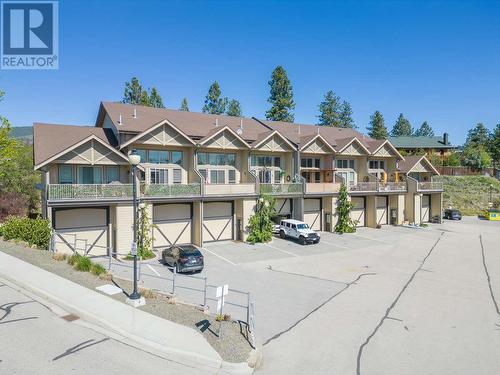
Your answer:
[226,99,242,117]
[122,77,143,105]
[367,111,388,139]
[202,81,226,114]
[317,90,341,126]
[265,66,295,122]
[179,98,189,111]
[490,124,500,167]
[338,101,356,129]
[465,123,491,148]
[334,184,357,233]
[391,113,413,136]
[414,121,434,137]
[148,87,164,108]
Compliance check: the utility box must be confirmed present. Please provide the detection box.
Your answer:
[390,208,397,225]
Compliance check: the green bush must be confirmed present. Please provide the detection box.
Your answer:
[74,256,92,272]
[90,262,106,276]
[67,253,80,266]
[0,216,51,249]
[247,195,276,244]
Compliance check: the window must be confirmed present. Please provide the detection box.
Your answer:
[106,166,119,183]
[171,151,183,166]
[135,149,147,164]
[251,155,279,167]
[274,170,281,183]
[369,160,385,170]
[150,169,168,184]
[227,154,236,167]
[198,152,235,166]
[199,169,207,181]
[301,158,320,169]
[149,150,168,164]
[315,159,321,169]
[274,157,281,168]
[336,159,355,169]
[228,169,236,184]
[173,169,182,184]
[210,170,225,184]
[315,172,321,183]
[59,165,73,184]
[78,166,102,184]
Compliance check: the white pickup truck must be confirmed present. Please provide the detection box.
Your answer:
[279,219,320,245]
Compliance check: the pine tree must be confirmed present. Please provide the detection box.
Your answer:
[489,124,500,167]
[226,99,242,117]
[334,184,357,233]
[122,77,143,105]
[139,90,150,106]
[391,113,413,136]
[179,98,189,111]
[465,123,491,148]
[317,90,341,126]
[339,101,356,129]
[265,66,295,122]
[202,81,226,114]
[367,111,388,139]
[148,87,164,108]
[414,121,434,137]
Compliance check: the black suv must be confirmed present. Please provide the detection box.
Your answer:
[443,209,462,220]
[161,244,204,273]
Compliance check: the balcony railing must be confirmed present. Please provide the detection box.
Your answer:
[259,183,303,195]
[378,182,407,192]
[348,182,378,192]
[417,181,444,191]
[204,183,256,195]
[48,184,134,200]
[143,183,202,197]
[305,182,340,194]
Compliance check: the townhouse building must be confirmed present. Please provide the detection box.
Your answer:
[33,102,443,256]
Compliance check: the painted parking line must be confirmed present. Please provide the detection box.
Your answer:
[351,233,387,243]
[263,243,300,257]
[202,247,237,266]
[147,264,161,277]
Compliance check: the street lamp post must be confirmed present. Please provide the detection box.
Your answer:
[489,184,493,205]
[126,150,145,306]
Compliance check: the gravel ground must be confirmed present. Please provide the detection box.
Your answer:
[0,239,252,363]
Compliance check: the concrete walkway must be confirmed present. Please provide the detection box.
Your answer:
[0,251,250,375]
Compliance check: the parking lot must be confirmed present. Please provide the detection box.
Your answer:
[105,224,450,342]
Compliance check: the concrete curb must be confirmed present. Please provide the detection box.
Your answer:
[0,251,254,375]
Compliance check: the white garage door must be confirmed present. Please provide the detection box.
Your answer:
[304,198,321,231]
[275,198,292,218]
[350,197,365,227]
[203,202,233,242]
[54,208,108,256]
[376,196,388,225]
[421,195,430,222]
[153,204,192,248]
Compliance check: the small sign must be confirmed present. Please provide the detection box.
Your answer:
[131,241,137,256]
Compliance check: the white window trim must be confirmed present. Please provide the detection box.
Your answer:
[335,158,357,185]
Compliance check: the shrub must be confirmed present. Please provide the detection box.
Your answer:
[0,192,28,221]
[247,195,276,244]
[0,216,51,249]
[67,253,80,266]
[73,255,92,272]
[335,184,357,233]
[90,262,106,276]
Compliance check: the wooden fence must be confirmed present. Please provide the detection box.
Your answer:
[436,166,497,176]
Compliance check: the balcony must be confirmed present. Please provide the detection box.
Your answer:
[348,182,378,192]
[417,181,444,191]
[47,184,134,201]
[204,183,256,196]
[259,183,303,196]
[305,182,340,194]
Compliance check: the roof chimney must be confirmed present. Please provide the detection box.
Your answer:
[215,118,219,127]
[133,108,137,119]
[118,114,122,125]
[443,133,449,145]
[240,118,243,130]
[298,125,301,134]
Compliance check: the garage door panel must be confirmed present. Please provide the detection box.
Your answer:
[376,196,388,225]
[421,195,430,222]
[153,204,192,247]
[276,199,291,216]
[350,197,365,227]
[304,199,321,212]
[304,212,321,231]
[203,202,233,242]
[54,208,108,256]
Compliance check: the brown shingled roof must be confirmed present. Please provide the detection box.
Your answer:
[397,155,439,174]
[33,123,118,168]
[98,102,269,143]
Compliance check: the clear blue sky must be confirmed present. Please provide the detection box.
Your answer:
[1,0,499,145]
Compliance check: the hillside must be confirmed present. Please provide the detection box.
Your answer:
[435,175,500,215]
[10,126,33,144]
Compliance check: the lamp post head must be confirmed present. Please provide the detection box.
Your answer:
[128,150,141,166]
